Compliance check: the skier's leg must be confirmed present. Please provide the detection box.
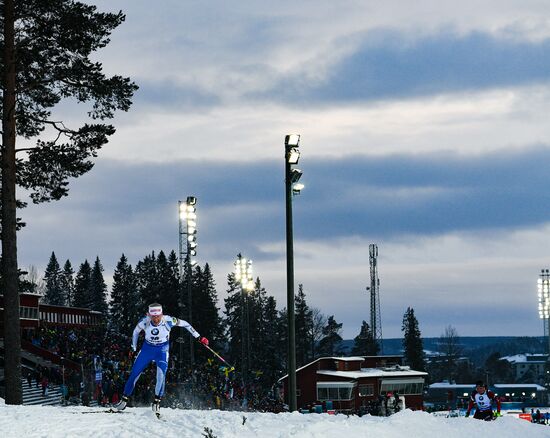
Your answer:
[152,345,169,416]
[154,346,169,398]
[123,346,153,397]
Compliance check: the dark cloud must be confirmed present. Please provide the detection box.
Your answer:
[259,31,550,104]
[20,145,550,266]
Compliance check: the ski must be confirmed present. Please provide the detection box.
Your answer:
[80,409,128,414]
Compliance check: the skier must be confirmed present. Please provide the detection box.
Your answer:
[465,381,501,420]
[115,303,209,416]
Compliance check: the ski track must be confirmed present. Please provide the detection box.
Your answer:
[1,404,549,438]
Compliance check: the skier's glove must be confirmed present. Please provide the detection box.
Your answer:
[199,336,209,346]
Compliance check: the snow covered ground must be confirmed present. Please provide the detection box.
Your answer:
[0,402,548,438]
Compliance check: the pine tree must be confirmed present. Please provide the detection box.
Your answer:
[318,315,344,356]
[402,307,426,371]
[109,254,139,334]
[194,263,222,351]
[224,273,244,370]
[73,260,92,308]
[135,252,159,308]
[43,252,64,305]
[155,250,179,315]
[295,284,312,366]
[1,2,137,404]
[241,277,286,383]
[352,321,380,356]
[88,257,108,314]
[59,260,75,307]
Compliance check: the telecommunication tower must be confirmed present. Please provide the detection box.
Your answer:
[367,244,383,352]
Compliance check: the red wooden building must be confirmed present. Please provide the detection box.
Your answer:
[0,292,103,333]
[279,355,427,414]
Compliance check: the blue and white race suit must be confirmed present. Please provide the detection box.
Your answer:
[123,315,200,398]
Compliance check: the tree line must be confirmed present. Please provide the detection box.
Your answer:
[36,251,428,383]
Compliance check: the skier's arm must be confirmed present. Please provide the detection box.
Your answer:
[465,399,474,417]
[175,318,200,339]
[131,320,146,351]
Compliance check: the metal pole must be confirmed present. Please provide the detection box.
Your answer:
[285,148,297,412]
[241,282,246,385]
[178,201,184,381]
[187,253,194,404]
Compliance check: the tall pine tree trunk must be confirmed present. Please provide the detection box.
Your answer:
[2,0,23,405]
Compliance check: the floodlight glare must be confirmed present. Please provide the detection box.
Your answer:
[188,220,197,228]
[190,249,196,256]
[188,235,195,242]
[293,183,304,191]
[287,148,300,165]
[285,134,300,147]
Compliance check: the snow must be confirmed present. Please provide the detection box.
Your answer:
[0,404,548,438]
[317,368,427,379]
[500,354,548,364]
[495,384,546,390]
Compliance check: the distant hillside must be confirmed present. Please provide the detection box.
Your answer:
[341,336,547,365]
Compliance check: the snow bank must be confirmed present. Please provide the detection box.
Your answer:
[0,405,548,438]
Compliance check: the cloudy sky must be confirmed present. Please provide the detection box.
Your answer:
[18,0,550,338]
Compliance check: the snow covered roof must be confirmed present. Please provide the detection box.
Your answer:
[428,383,547,391]
[499,353,548,364]
[428,382,477,389]
[317,368,427,379]
[329,356,365,362]
[494,384,547,391]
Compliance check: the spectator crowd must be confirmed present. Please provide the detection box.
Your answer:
[21,323,284,412]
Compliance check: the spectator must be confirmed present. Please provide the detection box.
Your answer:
[41,375,49,397]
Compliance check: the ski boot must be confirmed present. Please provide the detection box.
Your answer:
[115,395,128,411]
[152,396,162,418]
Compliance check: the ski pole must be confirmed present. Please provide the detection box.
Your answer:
[200,342,235,372]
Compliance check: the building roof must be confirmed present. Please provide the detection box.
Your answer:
[494,384,547,391]
[500,353,548,364]
[317,367,428,380]
[278,356,425,382]
[428,382,547,391]
[330,356,366,362]
[428,382,477,389]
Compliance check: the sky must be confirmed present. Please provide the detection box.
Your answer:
[16,0,550,339]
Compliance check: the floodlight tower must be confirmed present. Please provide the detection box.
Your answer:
[285,133,303,412]
[366,244,383,353]
[234,254,254,385]
[538,269,550,354]
[178,196,198,371]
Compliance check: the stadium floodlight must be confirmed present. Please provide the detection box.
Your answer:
[284,133,306,412]
[538,269,550,356]
[290,168,302,184]
[292,183,305,195]
[234,253,254,385]
[178,196,199,391]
